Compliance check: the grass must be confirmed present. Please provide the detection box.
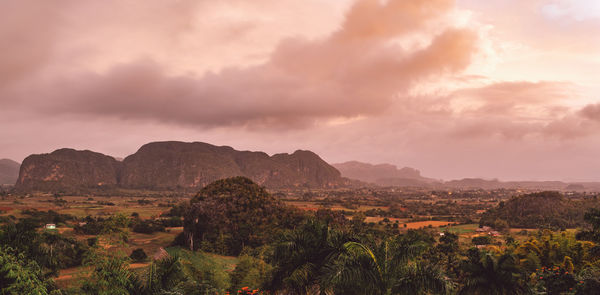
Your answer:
[166,247,238,291]
[364,216,407,223]
[0,194,173,219]
[438,223,479,234]
[166,247,238,272]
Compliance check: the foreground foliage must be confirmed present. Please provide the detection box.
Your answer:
[1,178,600,294]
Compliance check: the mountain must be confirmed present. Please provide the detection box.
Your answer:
[15,149,121,192]
[15,141,345,192]
[443,178,503,189]
[0,159,20,185]
[443,178,580,190]
[121,141,343,190]
[332,161,437,186]
[331,161,600,190]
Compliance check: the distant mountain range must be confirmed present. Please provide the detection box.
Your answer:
[442,178,600,191]
[15,141,348,193]
[332,161,438,187]
[6,145,600,192]
[334,161,600,191]
[0,159,20,185]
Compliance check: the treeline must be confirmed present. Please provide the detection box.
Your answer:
[480,191,600,229]
[74,214,182,235]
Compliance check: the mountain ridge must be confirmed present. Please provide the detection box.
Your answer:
[333,160,600,191]
[15,141,346,192]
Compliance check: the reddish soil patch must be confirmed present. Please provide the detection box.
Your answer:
[300,207,319,211]
[403,221,457,229]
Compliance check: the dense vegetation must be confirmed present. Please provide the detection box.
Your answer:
[479,191,599,230]
[1,178,600,294]
[181,177,304,255]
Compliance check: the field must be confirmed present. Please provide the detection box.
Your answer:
[0,194,182,219]
[403,220,457,229]
[439,223,479,234]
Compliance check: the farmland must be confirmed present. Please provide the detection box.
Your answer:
[1,183,600,294]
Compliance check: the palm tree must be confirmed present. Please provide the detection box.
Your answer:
[321,234,450,295]
[128,254,186,295]
[268,219,356,295]
[458,251,532,295]
[269,221,449,295]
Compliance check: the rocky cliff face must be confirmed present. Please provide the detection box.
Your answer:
[15,149,121,192]
[15,142,344,192]
[121,142,343,189]
[0,159,20,185]
[270,150,342,188]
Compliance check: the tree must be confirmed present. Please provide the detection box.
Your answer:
[230,255,273,293]
[0,247,50,295]
[459,250,531,295]
[183,177,301,255]
[436,231,460,277]
[267,219,355,294]
[321,232,449,295]
[0,219,87,276]
[81,251,135,295]
[576,208,600,242]
[132,254,186,295]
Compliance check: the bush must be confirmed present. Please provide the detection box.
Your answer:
[472,236,492,245]
[158,216,183,227]
[230,255,272,292]
[130,248,148,262]
[132,220,165,234]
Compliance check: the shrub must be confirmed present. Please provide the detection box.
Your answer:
[130,248,148,262]
[132,220,165,234]
[472,236,492,245]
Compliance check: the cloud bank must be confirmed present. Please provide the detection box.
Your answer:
[1,0,599,181]
[4,0,477,128]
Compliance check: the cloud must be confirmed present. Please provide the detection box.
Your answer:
[579,103,600,121]
[7,0,477,129]
[439,81,596,140]
[450,81,574,115]
[0,2,63,88]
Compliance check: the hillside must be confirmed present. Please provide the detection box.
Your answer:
[16,149,121,192]
[0,159,20,185]
[15,141,345,193]
[479,191,598,229]
[333,161,437,186]
[121,141,343,190]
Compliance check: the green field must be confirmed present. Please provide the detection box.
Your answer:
[438,223,478,234]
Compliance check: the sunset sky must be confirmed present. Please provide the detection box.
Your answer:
[1,0,599,181]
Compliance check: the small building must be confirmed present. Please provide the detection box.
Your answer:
[45,224,56,229]
[476,226,492,232]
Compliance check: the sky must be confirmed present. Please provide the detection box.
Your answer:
[1,0,599,181]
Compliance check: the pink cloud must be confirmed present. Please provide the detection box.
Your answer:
[8,0,478,129]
